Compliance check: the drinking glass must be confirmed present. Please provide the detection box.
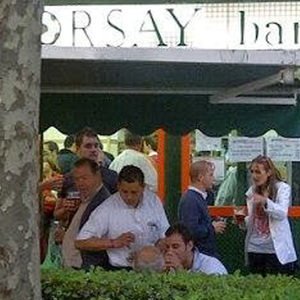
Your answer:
[233,205,246,225]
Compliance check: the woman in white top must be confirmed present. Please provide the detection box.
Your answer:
[243,155,297,276]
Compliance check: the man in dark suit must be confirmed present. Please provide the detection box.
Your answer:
[178,160,226,257]
[61,158,110,269]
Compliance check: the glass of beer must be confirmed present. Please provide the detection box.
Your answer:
[233,205,246,225]
[66,191,81,202]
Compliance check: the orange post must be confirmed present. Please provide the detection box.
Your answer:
[157,129,165,203]
[209,206,300,218]
[181,134,190,194]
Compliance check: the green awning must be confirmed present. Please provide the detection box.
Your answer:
[40,93,300,137]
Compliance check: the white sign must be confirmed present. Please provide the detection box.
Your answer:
[266,137,300,161]
[195,130,222,152]
[42,2,300,49]
[228,137,264,162]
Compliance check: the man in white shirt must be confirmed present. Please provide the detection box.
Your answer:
[163,224,227,275]
[75,165,169,270]
[109,130,157,192]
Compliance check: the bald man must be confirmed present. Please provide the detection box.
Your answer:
[133,246,164,273]
[178,160,226,257]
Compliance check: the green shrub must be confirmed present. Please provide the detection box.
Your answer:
[41,267,300,300]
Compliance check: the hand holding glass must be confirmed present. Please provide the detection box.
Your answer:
[64,191,81,212]
[233,206,246,225]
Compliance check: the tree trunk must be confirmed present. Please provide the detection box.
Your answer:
[0,0,41,299]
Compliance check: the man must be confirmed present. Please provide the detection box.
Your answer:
[57,134,78,174]
[178,160,226,257]
[109,130,157,192]
[59,127,118,197]
[133,246,164,273]
[75,165,169,270]
[143,135,158,167]
[43,140,59,163]
[43,140,60,173]
[61,158,110,269]
[164,224,227,275]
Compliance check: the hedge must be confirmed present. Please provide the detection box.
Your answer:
[41,267,300,300]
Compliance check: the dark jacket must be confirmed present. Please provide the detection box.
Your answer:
[57,149,78,174]
[178,189,217,257]
[79,186,111,270]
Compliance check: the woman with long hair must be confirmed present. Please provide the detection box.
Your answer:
[244,155,297,276]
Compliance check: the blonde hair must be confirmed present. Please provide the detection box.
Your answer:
[190,160,214,183]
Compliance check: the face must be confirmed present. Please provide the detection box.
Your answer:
[164,233,193,261]
[77,136,101,162]
[43,144,56,162]
[118,180,144,207]
[200,166,215,190]
[73,164,101,199]
[142,141,150,155]
[250,163,271,187]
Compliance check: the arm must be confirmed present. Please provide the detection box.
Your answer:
[179,197,211,240]
[39,176,63,193]
[54,198,67,220]
[76,203,135,252]
[54,198,80,221]
[75,232,135,252]
[264,183,291,220]
[243,188,254,229]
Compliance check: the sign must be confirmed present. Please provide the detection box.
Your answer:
[266,137,300,161]
[228,137,264,162]
[42,2,300,49]
[195,130,222,152]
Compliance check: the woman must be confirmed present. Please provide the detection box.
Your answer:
[40,159,63,266]
[243,155,297,276]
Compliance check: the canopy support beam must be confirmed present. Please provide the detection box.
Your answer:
[210,68,297,105]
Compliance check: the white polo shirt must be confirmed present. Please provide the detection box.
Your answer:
[192,249,228,275]
[109,149,158,192]
[77,190,169,267]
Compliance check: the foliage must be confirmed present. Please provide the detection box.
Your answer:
[41,267,300,300]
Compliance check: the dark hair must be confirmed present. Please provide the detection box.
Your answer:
[75,127,99,147]
[44,141,59,154]
[124,130,143,147]
[143,135,158,151]
[73,157,101,175]
[165,224,195,245]
[118,165,144,186]
[64,134,75,148]
[250,155,282,200]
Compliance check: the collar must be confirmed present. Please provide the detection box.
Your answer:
[82,184,103,203]
[188,185,207,200]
